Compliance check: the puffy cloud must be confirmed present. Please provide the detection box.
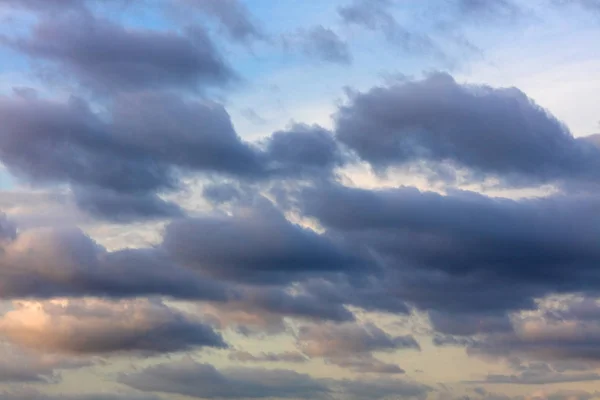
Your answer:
[119,359,331,399]
[162,200,364,285]
[0,298,227,354]
[263,124,345,177]
[3,13,234,93]
[334,73,600,185]
[0,226,230,300]
[300,183,600,316]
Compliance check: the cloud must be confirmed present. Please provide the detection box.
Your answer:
[468,300,600,362]
[474,371,600,385]
[0,389,162,400]
[0,90,266,220]
[0,225,230,300]
[228,351,308,363]
[300,183,600,317]
[0,0,85,13]
[264,124,345,177]
[119,359,331,399]
[338,0,442,57]
[2,13,234,93]
[290,25,352,64]
[162,199,364,285]
[298,322,420,358]
[334,378,432,400]
[0,298,227,354]
[334,72,600,185]
[173,0,264,43]
[201,285,355,335]
[297,322,418,373]
[0,344,91,383]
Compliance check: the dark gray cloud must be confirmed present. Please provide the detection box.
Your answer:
[2,13,234,93]
[162,199,364,284]
[295,25,352,64]
[335,72,600,185]
[111,91,262,177]
[174,0,264,43]
[300,183,600,318]
[0,90,266,220]
[0,298,227,355]
[73,187,184,222]
[228,351,308,363]
[120,359,331,399]
[264,124,345,178]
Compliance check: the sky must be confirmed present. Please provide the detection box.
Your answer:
[0,0,599,399]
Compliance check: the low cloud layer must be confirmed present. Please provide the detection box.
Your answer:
[0,298,227,354]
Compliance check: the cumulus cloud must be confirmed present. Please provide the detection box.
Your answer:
[300,183,600,317]
[162,200,364,285]
[0,298,227,354]
[0,225,230,300]
[334,73,600,185]
[3,13,234,93]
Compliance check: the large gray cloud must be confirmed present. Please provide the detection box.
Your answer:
[300,183,600,318]
[2,13,234,93]
[162,199,365,284]
[0,91,265,220]
[335,72,600,185]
